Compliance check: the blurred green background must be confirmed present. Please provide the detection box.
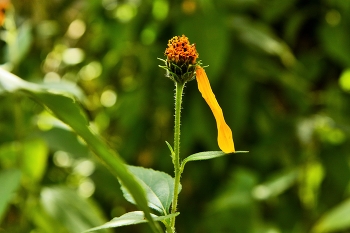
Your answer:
[1,0,350,232]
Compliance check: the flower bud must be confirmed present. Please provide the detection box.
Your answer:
[162,35,199,84]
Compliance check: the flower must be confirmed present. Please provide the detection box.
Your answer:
[165,35,198,65]
[160,35,235,153]
[196,66,235,153]
[163,35,199,83]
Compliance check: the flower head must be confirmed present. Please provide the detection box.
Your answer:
[165,35,198,65]
[162,35,199,83]
[160,35,235,153]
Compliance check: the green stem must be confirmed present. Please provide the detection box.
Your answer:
[170,82,185,232]
[165,223,173,233]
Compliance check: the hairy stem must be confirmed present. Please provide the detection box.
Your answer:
[170,82,185,232]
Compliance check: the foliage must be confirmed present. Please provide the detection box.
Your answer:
[1,0,350,233]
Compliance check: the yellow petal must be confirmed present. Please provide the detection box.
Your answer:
[196,66,235,153]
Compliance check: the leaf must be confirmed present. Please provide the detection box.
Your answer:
[311,198,350,233]
[176,10,230,83]
[319,22,350,67]
[29,204,68,233]
[0,68,160,233]
[41,186,111,233]
[165,141,174,156]
[208,168,257,215]
[181,151,248,171]
[21,138,49,183]
[83,211,179,232]
[252,169,299,200]
[231,16,295,66]
[5,21,33,68]
[0,169,21,224]
[39,127,89,158]
[121,166,178,215]
[0,142,18,168]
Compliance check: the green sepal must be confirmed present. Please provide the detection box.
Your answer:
[158,58,202,84]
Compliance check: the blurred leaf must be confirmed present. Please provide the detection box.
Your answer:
[121,165,177,215]
[284,10,309,46]
[319,23,350,67]
[0,169,21,223]
[299,161,324,209]
[210,168,257,212]
[40,80,86,102]
[5,21,33,68]
[41,186,111,233]
[202,168,258,233]
[29,202,68,233]
[0,141,18,168]
[39,127,89,158]
[312,198,350,233]
[252,169,299,200]
[224,0,258,8]
[84,211,179,232]
[339,68,350,92]
[177,10,230,83]
[231,16,295,66]
[21,138,49,183]
[0,68,160,233]
[260,0,298,23]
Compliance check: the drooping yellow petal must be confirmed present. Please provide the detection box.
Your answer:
[196,66,235,153]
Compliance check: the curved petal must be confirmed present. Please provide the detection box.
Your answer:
[195,67,235,153]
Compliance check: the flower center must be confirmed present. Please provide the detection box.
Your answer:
[165,35,198,65]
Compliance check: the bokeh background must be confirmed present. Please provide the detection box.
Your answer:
[1,0,350,232]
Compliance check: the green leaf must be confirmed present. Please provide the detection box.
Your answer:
[209,168,257,212]
[231,16,295,66]
[0,169,21,224]
[320,23,350,67]
[181,151,249,171]
[177,10,230,83]
[83,211,179,232]
[39,127,89,158]
[165,141,174,156]
[311,198,350,233]
[21,138,49,183]
[252,169,299,200]
[121,166,178,215]
[41,186,111,233]
[0,142,18,168]
[5,21,33,68]
[0,68,161,233]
